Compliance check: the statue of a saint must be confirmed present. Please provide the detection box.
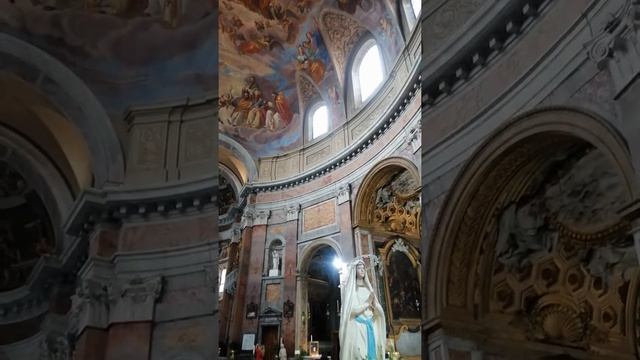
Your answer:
[339,259,386,360]
[272,250,279,271]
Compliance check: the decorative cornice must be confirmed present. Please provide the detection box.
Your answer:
[64,177,217,237]
[247,77,421,193]
[0,257,78,325]
[421,0,549,109]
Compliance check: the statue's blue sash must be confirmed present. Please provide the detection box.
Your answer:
[355,315,376,360]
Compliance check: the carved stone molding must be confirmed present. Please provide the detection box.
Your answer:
[65,178,217,237]
[39,334,70,360]
[337,183,351,204]
[241,207,256,229]
[231,227,242,243]
[527,296,591,349]
[406,120,421,153]
[254,210,271,226]
[390,238,410,256]
[68,278,109,334]
[286,205,300,222]
[107,276,163,323]
[585,0,640,97]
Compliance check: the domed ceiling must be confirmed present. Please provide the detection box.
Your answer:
[218,0,405,158]
[0,1,216,119]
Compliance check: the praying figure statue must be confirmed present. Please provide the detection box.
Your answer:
[339,259,386,360]
[272,250,280,271]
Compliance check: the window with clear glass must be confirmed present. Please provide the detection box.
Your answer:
[218,267,227,294]
[311,105,329,139]
[411,0,421,18]
[357,44,384,102]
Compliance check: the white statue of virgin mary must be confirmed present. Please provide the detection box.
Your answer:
[339,258,386,360]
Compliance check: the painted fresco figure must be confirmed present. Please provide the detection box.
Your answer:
[339,259,386,360]
[265,102,283,131]
[273,91,293,126]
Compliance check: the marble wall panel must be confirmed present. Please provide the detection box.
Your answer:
[105,323,152,360]
[150,316,216,360]
[119,213,216,252]
[302,199,336,233]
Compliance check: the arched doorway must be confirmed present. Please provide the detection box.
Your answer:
[297,241,342,358]
[425,108,640,359]
[353,157,422,358]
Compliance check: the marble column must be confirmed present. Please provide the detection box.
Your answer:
[282,205,300,354]
[337,184,355,260]
[241,210,269,336]
[228,207,256,346]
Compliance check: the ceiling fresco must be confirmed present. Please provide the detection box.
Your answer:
[218,0,404,158]
[0,0,216,118]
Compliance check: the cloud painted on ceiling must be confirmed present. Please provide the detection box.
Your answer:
[0,0,216,118]
[218,0,403,158]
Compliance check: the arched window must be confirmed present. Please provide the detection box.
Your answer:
[411,0,421,19]
[310,104,329,140]
[218,267,227,295]
[351,39,385,106]
[306,102,330,141]
[401,0,421,32]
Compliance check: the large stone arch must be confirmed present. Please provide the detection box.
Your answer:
[354,156,420,240]
[297,237,344,273]
[0,126,74,251]
[295,238,343,352]
[219,134,258,185]
[0,34,125,188]
[425,107,640,358]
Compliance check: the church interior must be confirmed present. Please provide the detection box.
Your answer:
[0,2,218,360]
[218,0,421,358]
[422,0,640,359]
[0,0,640,359]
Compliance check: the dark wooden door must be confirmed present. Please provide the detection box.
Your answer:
[262,326,278,360]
